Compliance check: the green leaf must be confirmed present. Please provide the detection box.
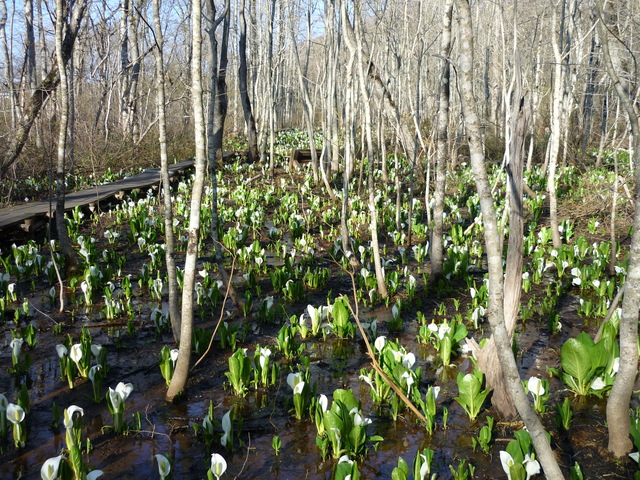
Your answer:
[392,467,408,480]
[69,445,84,477]
[506,439,524,465]
[453,323,468,343]
[560,338,591,384]
[333,298,350,327]
[333,389,359,413]
[323,410,344,434]
[509,462,526,480]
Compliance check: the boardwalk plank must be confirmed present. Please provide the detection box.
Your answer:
[0,159,194,231]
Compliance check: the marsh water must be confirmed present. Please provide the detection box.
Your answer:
[0,277,635,479]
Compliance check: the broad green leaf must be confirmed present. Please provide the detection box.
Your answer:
[509,462,526,480]
[453,323,468,343]
[560,338,591,383]
[323,410,344,433]
[506,439,524,465]
[333,389,359,412]
[589,340,609,373]
[333,298,349,327]
[392,466,408,480]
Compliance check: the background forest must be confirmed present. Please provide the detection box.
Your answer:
[1,0,640,479]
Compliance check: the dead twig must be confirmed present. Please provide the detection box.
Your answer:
[341,267,427,424]
[191,254,237,371]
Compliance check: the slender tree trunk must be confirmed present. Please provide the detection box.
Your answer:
[119,0,131,138]
[167,0,208,402]
[267,0,276,176]
[595,90,609,169]
[339,24,358,267]
[54,0,77,269]
[153,0,180,342]
[289,9,319,184]
[547,0,565,249]
[430,0,453,282]
[128,0,141,142]
[344,1,387,298]
[455,2,564,478]
[0,0,16,128]
[24,0,36,95]
[581,23,600,163]
[595,0,640,458]
[206,0,241,309]
[238,0,258,162]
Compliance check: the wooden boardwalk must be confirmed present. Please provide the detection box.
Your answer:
[0,159,195,233]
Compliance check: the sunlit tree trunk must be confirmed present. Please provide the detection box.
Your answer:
[340,42,358,267]
[547,0,566,249]
[289,7,319,184]
[595,0,640,458]
[153,0,180,342]
[24,0,36,96]
[455,1,564,478]
[119,0,140,142]
[267,0,276,176]
[343,0,387,297]
[54,0,77,269]
[206,0,240,308]
[0,0,16,128]
[430,0,453,282]
[167,0,207,402]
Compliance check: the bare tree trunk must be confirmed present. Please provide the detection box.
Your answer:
[24,0,36,94]
[67,54,75,173]
[340,46,358,267]
[206,0,241,309]
[343,0,387,298]
[547,0,566,249]
[289,7,319,184]
[37,0,47,77]
[167,0,208,402]
[0,0,16,128]
[119,0,131,138]
[153,0,180,342]
[128,0,141,142]
[267,0,276,176]
[594,0,640,458]
[54,0,78,269]
[238,0,258,162]
[581,22,600,163]
[430,0,453,282]
[455,2,564,478]
[595,90,609,168]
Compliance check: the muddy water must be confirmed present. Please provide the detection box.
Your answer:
[0,289,636,480]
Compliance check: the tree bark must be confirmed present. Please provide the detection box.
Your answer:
[152,0,181,342]
[288,6,319,184]
[206,0,241,309]
[167,0,208,402]
[343,0,387,298]
[594,0,640,458]
[238,0,258,162]
[53,0,78,269]
[0,0,16,129]
[547,0,566,249]
[455,1,564,478]
[430,0,454,282]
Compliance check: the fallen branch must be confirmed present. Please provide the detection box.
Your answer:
[191,255,237,371]
[341,267,427,424]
